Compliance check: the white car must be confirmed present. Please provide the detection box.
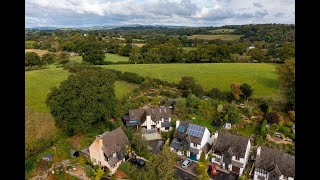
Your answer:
[181,159,192,169]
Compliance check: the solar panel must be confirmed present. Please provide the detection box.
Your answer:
[178,125,186,132]
[186,124,205,138]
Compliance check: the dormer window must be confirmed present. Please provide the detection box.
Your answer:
[193,143,197,147]
[235,156,240,161]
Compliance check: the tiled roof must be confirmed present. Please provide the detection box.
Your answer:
[201,143,212,154]
[255,146,295,178]
[100,127,129,157]
[173,120,204,144]
[212,131,249,158]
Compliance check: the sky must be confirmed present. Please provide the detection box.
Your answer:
[25,0,295,28]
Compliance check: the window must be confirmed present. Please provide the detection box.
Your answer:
[92,158,97,163]
[235,156,240,161]
[193,143,197,147]
[165,127,169,130]
[108,155,114,161]
[98,161,101,165]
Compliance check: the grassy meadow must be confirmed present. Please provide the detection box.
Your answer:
[101,63,281,99]
[69,53,129,63]
[187,34,242,41]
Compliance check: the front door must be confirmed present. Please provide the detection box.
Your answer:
[232,166,240,174]
[190,152,197,161]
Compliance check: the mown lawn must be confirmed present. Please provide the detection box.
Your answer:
[191,118,220,133]
[101,63,281,100]
[237,125,260,137]
[187,34,242,41]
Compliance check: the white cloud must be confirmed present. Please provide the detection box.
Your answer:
[25,0,295,27]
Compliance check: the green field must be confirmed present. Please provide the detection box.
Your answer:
[69,53,129,63]
[114,81,139,99]
[26,68,136,113]
[25,68,69,112]
[187,34,242,41]
[101,63,281,99]
[105,53,129,62]
[209,28,236,34]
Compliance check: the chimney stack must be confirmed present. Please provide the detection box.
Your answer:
[257,146,261,158]
[176,120,180,129]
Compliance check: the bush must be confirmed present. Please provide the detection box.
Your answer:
[260,119,267,137]
[279,126,291,135]
[199,152,206,163]
[285,121,294,128]
[121,72,145,84]
[259,102,269,113]
[270,123,279,131]
[265,112,280,124]
[161,130,174,141]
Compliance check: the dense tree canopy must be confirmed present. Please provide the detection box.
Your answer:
[25,52,43,66]
[240,83,253,100]
[46,68,116,134]
[82,48,106,65]
[276,58,295,107]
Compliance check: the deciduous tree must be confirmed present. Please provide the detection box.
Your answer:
[46,68,116,134]
[276,58,295,108]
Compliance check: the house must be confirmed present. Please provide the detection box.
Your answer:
[42,154,53,161]
[253,146,295,180]
[210,131,251,175]
[170,120,214,161]
[124,106,173,140]
[88,127,129,175]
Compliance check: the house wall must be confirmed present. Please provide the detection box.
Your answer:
[243,139,251,170]
[200,128,211,148]
[211,153,222,165]
[141,115,156,129]
[253,170,267,180]
[89,138,127,175]
[89,139,112,170]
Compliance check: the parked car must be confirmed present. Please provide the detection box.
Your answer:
[129,158,146,167]
[181,158,192,169]
[208,165,219,175]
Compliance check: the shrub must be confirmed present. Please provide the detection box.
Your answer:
[285,121,294,128]
[279,126,291,135]
[121,72,144,84]
[199,152,206,163]
[260,119,267,137]
[270,123,279,131]
[259,102,269,113]
[265,112,280,124]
